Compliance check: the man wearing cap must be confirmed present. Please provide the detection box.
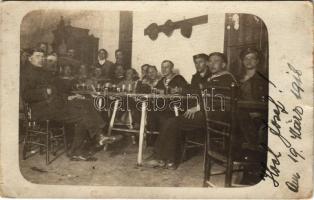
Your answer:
[190,53,211,91]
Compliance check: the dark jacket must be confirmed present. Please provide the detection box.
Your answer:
[155,74,188,93]
[190,70,211,91]
[204,71,237,121]
[95,60,114,80]
[239,71,268,101]
[20,63,65,120]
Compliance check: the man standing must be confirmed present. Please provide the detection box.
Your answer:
[21,48,114,161]
[95,49,114,80]
[115,49,129,69]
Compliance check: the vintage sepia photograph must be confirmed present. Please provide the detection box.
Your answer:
[0,1,312,198]
[19,9,269,187]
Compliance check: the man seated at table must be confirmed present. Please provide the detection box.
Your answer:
[111,64,125,85]
[145,52,236,169]
[236,47,268,184]
[86,66,108,90]
[146,60,188,131]
[140,64,149,81]
[136,65,161,93]
[75,64,90,84]
[21,48,115,161]
[190,53,211,92]
[155,60,188,94]
[54,64,77,97]
[237,48,268,144]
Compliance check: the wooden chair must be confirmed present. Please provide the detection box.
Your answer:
[202,83,260,187]
[22,102,67,165]
[180,129,205,164]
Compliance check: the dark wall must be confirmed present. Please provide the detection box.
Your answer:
[119,11,133,68]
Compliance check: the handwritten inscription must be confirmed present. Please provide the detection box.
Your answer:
[285,173,300,192]
[260,145,282,187]
[287,63,304,99]
[259,62,306,193]
[288,106,303,140]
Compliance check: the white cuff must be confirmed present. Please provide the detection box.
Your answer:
[196,103,200,111]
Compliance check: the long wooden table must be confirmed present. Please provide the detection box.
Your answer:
[72,90,268,165]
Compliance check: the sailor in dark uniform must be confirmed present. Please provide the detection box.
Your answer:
[21,48,114,161]
[146,52,236,169]
[236,48,268,184]
[190,54,211,92]
[147,60,188,131]
[155,60,188,94]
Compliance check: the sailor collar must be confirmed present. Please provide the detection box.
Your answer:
[207,71,233,82]
[163,73,179,87]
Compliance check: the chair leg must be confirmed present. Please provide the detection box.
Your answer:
[39,136,45,155]
[46,122,50,165]
[51,131,56,156]
[180,135,187,164]
[22,128,30,160]
[203,154,211,187]
[62,126,68,152]
[225,160,233,187]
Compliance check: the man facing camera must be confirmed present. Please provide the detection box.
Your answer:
[190,53,211,91]
[20,48,115,161]
[95,49,114,80]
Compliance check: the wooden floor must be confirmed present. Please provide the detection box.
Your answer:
[19,137,243,187]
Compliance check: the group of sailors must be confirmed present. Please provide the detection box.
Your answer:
[21,43,267,184]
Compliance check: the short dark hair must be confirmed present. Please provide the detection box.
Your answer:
[161,60,174,68]
[147,65,158,72]
[208,52,227,64]
[141,64,150,70]
[240,47,262,60]
[193,53,209,61]
[98,49,108,58]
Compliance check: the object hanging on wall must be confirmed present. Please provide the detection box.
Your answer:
[144,15,208,40]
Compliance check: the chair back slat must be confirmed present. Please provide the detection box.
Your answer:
[201,82,238,160]
[207,127,229,136]
[206,119,230,127]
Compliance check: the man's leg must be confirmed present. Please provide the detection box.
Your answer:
[67,123,89,157]
[54,100,108,160]
[152,111,205,167]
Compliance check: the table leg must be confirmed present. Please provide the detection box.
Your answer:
[128,110,133,129]
[137,102,147,165]
[174,105,179,117]
[107,100,119,137]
